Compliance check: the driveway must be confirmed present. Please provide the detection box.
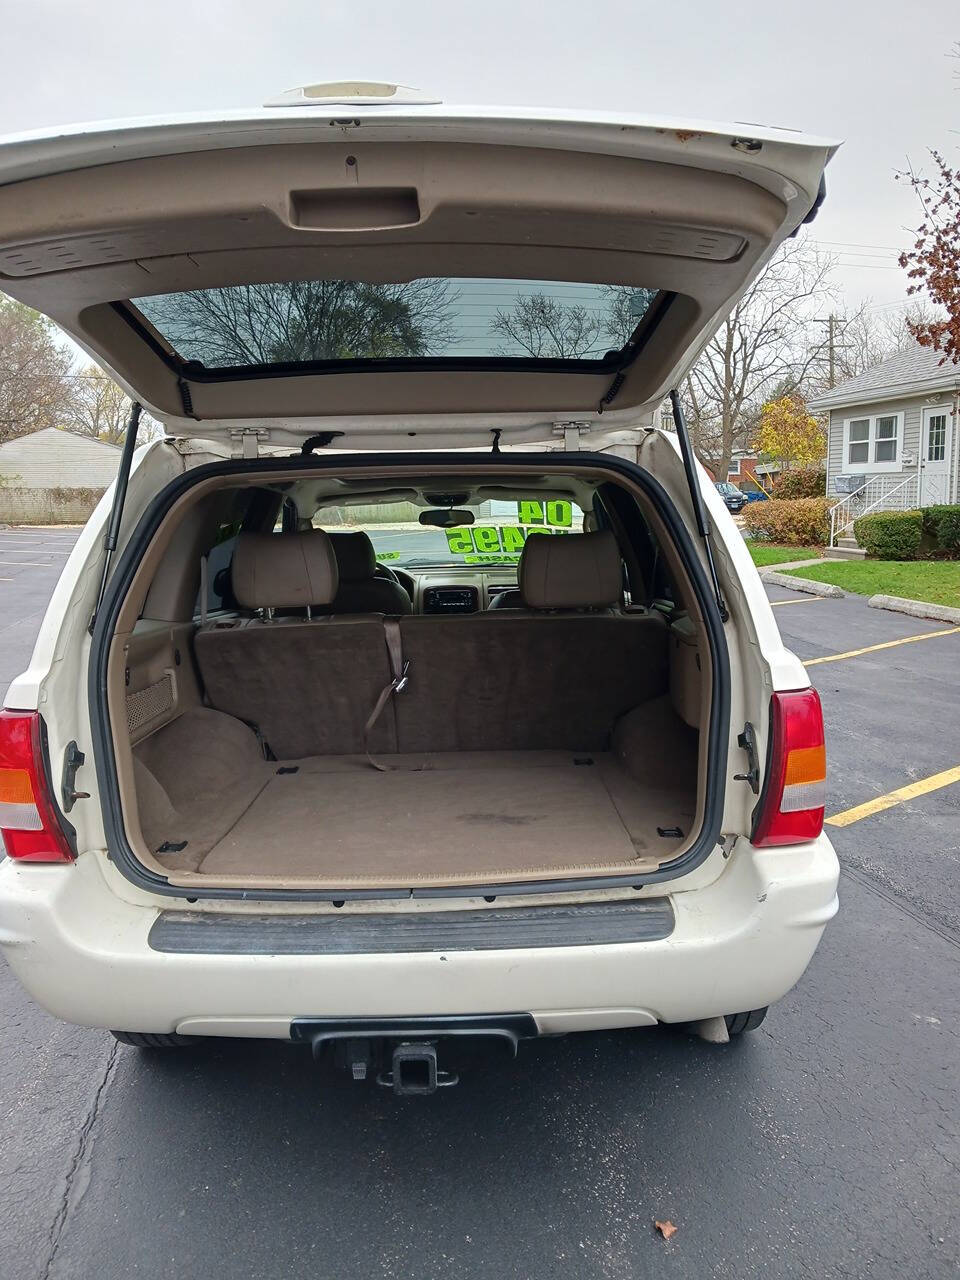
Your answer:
[0,531,957,1280]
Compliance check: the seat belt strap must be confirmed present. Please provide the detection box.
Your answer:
[364,619,409,772]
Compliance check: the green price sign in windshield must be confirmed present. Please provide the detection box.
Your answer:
[517,500,573,528]
[444,500,573,558]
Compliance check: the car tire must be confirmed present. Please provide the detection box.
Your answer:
[724,1008,768,1036]
[110,1030,193,1048]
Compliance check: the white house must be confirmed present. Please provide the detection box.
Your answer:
[808,344,960,548]
[0,426,120,488]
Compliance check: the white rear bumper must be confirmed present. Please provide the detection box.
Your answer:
[0,835,839,1037]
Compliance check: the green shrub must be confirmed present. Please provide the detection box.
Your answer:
[853,510,923,560]
[741,497,832,545]
[769,468,826,500]
[922,504,960,552]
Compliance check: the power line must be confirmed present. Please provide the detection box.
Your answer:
[812,238,908,253]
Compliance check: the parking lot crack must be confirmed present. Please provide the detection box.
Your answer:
[38,1039,119,1280]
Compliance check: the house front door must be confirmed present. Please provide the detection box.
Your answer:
[919,407,954,505]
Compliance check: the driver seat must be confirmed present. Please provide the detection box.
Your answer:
[322,531,413,615]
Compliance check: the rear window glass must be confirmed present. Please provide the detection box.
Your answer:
[130,278,659,370]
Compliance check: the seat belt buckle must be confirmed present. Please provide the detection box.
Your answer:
[392,661,410,694]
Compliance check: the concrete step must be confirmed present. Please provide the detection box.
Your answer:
[837,537,860,549]
[824,546,867,560]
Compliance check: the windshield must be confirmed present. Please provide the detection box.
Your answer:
[312,498,585,568]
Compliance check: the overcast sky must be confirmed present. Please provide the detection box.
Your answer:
[2,0,957,318]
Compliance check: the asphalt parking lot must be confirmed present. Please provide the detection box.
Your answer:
[1,527,958,1280]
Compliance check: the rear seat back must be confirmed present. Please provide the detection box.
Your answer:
[397,612,668,753]
[194,528,669,760]
[195,531,397,758]
[397,530,666,752]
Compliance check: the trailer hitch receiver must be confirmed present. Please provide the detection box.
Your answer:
[377,1042,459,1096]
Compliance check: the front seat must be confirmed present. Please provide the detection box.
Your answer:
[324,531,413,614]
[488,530,622,611]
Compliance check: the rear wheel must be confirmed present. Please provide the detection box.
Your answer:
[724,1008,768,1036]
[110,1030,193,1048]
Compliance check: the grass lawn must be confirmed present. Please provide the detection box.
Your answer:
[746,543,822,567]
[783,560,960,608]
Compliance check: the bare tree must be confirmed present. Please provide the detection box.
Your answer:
[66,366,131,444]
[828,302,940,383]
[491,286,657,359]
[681,239,838,476]
[491,293,604,358]
[138,278,458,366]
[602,287,659,347]
[0,295,75,443]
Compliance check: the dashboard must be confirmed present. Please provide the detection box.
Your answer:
[390,565,518,613]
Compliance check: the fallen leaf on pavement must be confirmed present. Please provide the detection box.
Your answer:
[655,1220,678,1240]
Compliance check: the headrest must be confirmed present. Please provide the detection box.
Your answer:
[519,530,622,610]
[231,531,338,610]
[327,531,377,583]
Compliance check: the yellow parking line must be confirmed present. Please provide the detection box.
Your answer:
[805,626,960,666]
[770,597,830,607]
[827,764,960,827]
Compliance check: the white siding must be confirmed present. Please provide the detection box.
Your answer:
[0,427,119,487]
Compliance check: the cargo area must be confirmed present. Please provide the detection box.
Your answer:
[109,465,712,893]
[131,698,699,887]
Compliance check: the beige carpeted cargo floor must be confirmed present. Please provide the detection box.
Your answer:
[192,750,695,885]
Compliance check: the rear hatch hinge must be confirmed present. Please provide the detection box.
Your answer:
[229,427,270,459]
[552,420,590,451]
[667,390,729,623]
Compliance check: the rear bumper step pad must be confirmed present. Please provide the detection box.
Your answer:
[148,898,675,955]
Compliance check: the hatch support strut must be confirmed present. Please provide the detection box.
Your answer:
[668,389,728,623]
[89,400,142,634]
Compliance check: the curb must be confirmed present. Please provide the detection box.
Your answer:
[868,594,960,625]
[760,570,844,598]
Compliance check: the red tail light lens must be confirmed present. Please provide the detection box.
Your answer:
[751,689,826,847]
[0,710,76,862]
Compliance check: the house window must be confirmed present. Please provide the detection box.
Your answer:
[842,413,903,473]
[874,415,898,462]
[847,419,869,464]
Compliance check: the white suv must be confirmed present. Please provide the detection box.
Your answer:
[0,86,839,1093]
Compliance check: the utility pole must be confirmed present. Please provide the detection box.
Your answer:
[828,314,836,389]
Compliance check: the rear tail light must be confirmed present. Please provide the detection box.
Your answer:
[751,689,826,847]
[0,710,76,862]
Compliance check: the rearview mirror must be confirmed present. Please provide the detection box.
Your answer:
[419,509,475,528]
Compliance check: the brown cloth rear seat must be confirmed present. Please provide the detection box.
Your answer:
[396,532,668,752]
[194,531,397,758]
[194,529,668,759]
